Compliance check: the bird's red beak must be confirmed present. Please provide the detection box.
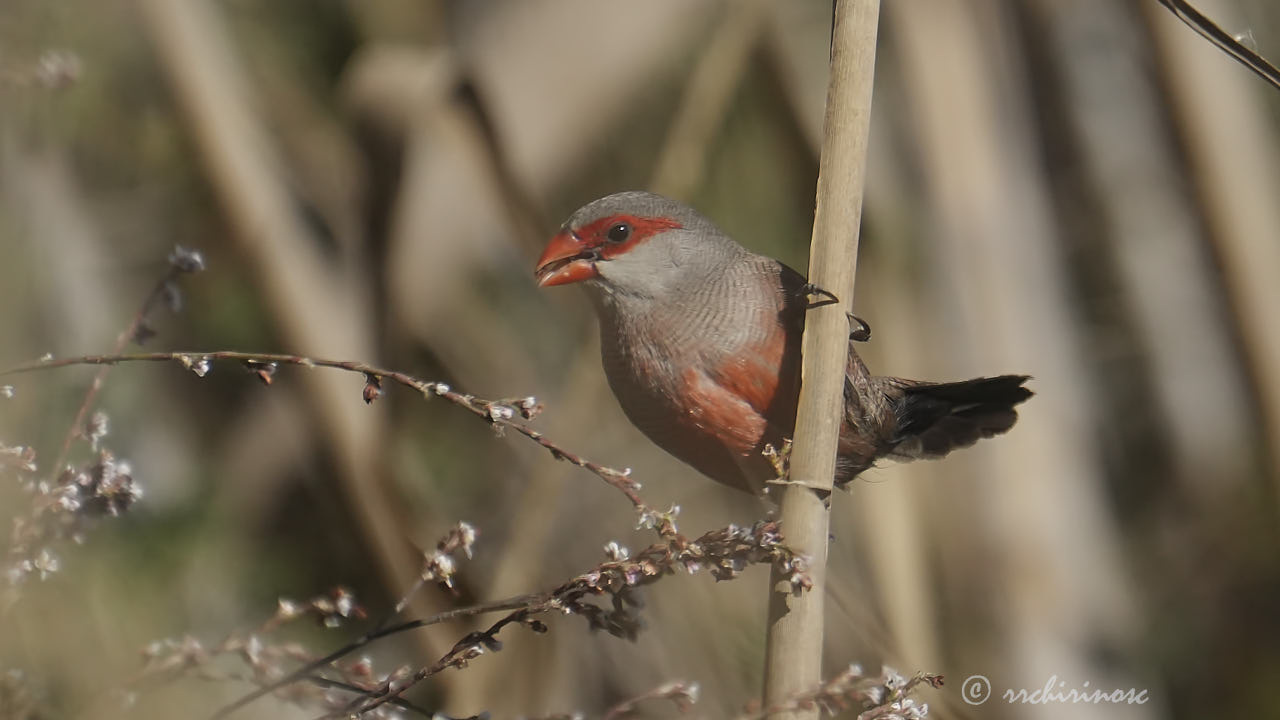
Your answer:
[535,230,599,287]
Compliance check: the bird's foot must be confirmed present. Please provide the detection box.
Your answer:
[800,282,839,309]
[799,283,871,342]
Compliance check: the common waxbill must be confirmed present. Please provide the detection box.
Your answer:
[535,191,1031,494]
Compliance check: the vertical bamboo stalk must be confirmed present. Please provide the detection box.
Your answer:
[762,1,880,716]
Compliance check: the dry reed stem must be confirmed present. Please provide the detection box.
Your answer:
[762,1,880,718]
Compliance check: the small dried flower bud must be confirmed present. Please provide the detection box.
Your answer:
[245,360,279,386]
[603,541,630,561]
[85,411,109,450]
[276,598,302,620]
[454,522,477,558]
[33,548,60,578]
[363,374,383,404]
[684,681,701,704]
[516,396,542,419]
[0,444,37,473]
[330,586,359,619]
[35,50,81,89]
[168,245,206,273]
[426,552,456,585]
[55,491,81,513]
[487,404,514,422]
[242,634,263,666]
[180,355,212,377]
[347,656,374,679]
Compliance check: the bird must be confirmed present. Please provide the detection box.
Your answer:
[534,191,1031,494]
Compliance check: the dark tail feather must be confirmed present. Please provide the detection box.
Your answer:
[889,375,1033,461]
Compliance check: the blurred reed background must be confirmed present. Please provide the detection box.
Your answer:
[2,0,1279,718]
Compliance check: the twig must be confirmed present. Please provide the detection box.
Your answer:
[1154,0,1280,91]
[0,351,647,508]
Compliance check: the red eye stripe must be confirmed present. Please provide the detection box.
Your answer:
[575,214,683,260]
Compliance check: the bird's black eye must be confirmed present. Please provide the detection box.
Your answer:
[606,222,632,243]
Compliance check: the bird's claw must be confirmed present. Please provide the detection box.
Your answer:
[799,283,870,341]
[848,313,871,342]
[800,283,839,309]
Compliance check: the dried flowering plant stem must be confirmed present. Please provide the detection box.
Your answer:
[209,594,543,720]
[127,587,437,719]
[388,521,478,618]
[317,520,811,719]
[213,520,809,720]
[148,522,472,719]
[0,350,653,510]
[45,246,206,479]
[521,679,699,720]
[601,680,701,720]
[3,248,196,606]
[738,665,941,720]
[1154,0,1280,91]
[3,432,142,606]
[529,671,935,720]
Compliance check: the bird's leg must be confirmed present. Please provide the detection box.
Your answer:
[799,283,871,342]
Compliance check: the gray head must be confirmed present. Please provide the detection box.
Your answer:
[534,191,746,302]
